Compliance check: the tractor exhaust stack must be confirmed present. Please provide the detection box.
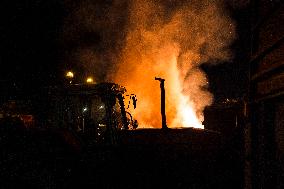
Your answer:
[155,77,168,130]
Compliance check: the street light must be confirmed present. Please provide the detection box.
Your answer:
[86,77,94,84]
[66,71,74,78]
[66,71,74,84]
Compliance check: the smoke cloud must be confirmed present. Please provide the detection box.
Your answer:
[62,0,236,128]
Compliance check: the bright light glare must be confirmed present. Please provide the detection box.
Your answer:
[83,107,88,112]
[66,71,74,78]
[86,77,94,83]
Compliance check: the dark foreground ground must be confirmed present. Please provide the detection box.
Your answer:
[0,120,243,189]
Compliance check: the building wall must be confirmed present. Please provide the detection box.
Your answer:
[248,1,284,189]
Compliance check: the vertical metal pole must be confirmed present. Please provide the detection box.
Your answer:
[155,77,168,129]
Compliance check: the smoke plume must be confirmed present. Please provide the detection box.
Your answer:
[62,0,236,128]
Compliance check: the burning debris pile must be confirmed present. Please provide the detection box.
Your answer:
[62,0,235,129]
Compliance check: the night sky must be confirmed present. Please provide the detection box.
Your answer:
[0,0,250,102]
[0,0,65,98]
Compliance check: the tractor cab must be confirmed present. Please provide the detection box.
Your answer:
[45,82,138,145]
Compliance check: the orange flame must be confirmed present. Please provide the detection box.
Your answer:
[65,0,236,129]
[114,43,206,129]
[109,0,235,129]
[166,51,204,129]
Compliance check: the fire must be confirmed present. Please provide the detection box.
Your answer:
[109,0,236,129]
[115,44,206,129]
[168,53,204,129]
[108,0,236,129]
[63,0,236,129]
[177,96,203,129]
